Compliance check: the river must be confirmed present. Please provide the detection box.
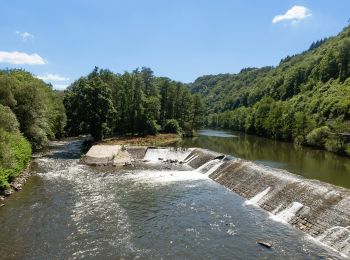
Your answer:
[178,129,350,189]
[0,137,345,259]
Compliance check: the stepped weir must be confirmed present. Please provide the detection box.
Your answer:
[85,145,350,257]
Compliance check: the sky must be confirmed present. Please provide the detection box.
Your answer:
[0,0,349,89]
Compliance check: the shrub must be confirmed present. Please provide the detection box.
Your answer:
[143,119,159,135]
[325,137,345,153]
[306,126,331,148]
[0,129,31,190]
[0,104,19,133]
[163,119,182,134]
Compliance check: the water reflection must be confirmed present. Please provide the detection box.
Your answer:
[177,129,350,189]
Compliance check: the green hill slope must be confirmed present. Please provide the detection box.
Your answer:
[190,26,350,155]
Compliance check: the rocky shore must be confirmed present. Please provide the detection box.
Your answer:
[0,164,32,207]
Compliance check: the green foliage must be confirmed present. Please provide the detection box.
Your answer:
[306,126,331,147]
[163,119,182,134]
[0,69,67,150]
[0,128,31,190]
[192,25,350,155]
[64,67,203,139]
[0,69,65,189]
[0,104,20,133]
[325,137,346,153]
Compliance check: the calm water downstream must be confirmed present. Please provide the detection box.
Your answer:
[0,138,346,259]
[178,129,350,189]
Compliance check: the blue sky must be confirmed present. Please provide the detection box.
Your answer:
[0,1,349,89]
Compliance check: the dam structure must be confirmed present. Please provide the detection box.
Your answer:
[85,145,350,257]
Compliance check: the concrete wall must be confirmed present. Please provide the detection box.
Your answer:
[188,148,350,256]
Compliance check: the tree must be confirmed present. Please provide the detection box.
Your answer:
[191,94,204,130]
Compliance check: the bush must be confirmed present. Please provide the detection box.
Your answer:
[163,119,182,134]
[306,126,331,148]
[143,119,160,135]
[0,129,31,190]
[0,104,19,133]
[325,137,345,153]
[181,122,196,137]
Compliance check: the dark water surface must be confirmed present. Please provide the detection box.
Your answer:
[0,139,345,259]
[178,129,350,189]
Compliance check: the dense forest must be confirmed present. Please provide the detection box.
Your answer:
[0,67,204,189]
[0,70,66,189]
[64,67,204,140]
[190,26,350,156]
[2,25,350,189]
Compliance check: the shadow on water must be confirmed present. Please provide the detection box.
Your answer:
[177,129,350,189]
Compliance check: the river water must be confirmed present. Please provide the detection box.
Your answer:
[0,138,345,259]
[178,129,350,189]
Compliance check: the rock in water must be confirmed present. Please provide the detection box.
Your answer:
[257,241,272,248]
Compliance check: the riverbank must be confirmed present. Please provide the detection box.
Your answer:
[0,163,32,206]
[100,133,181,146]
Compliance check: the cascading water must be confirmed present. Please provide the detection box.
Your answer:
[244,187,271,206]
[0,140,346,259]
[317,226,350,255]
[143,148,169,161]
[195,159,222,174]
[184,154,199,165]
[274,202,304,222]
[143,148,192,162]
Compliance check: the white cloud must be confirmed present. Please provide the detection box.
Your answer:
[272,6,311,24]
[0,51,46,65]
[15,31,34,41]
[36,73,69,81]
[53,84,69,90]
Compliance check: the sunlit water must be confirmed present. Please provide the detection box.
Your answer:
[178,129,350,189]
[0,139,345,259]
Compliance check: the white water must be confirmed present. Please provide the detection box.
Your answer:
[165,149,192,162]
[317,226,350,255]
[143,148,169,161]
[196,159,220,172]
[195,159,224,176]
[124,169,208,185]
[184,154,199,164]
[143,148,192,162]
[244,187,271,206]
[204,162,224,176]
[274,202,304,223]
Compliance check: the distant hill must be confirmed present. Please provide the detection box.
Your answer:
[190,26,350,155]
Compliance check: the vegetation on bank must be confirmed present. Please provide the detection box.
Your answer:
[0,70,66,189]
[63,67,204,141]
[190,26,350,156]
[100,133,181,146]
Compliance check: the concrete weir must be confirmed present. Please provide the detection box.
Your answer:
[85,145,350,257]
[185,148,350,257]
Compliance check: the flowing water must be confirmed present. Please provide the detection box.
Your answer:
[178,129,350,189]
[0,138,345,259]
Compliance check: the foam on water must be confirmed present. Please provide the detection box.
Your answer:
[123,169,208,185]
[204,161,224,176]
[143,148,192,163]
[273,202,304,223]
[317,226,350,255]
[34,152,142,258]
[196,159,220,172]
[184,154,199,165]
[143,148,169,161]
[165,149,192,162]
[244,187,271,206]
